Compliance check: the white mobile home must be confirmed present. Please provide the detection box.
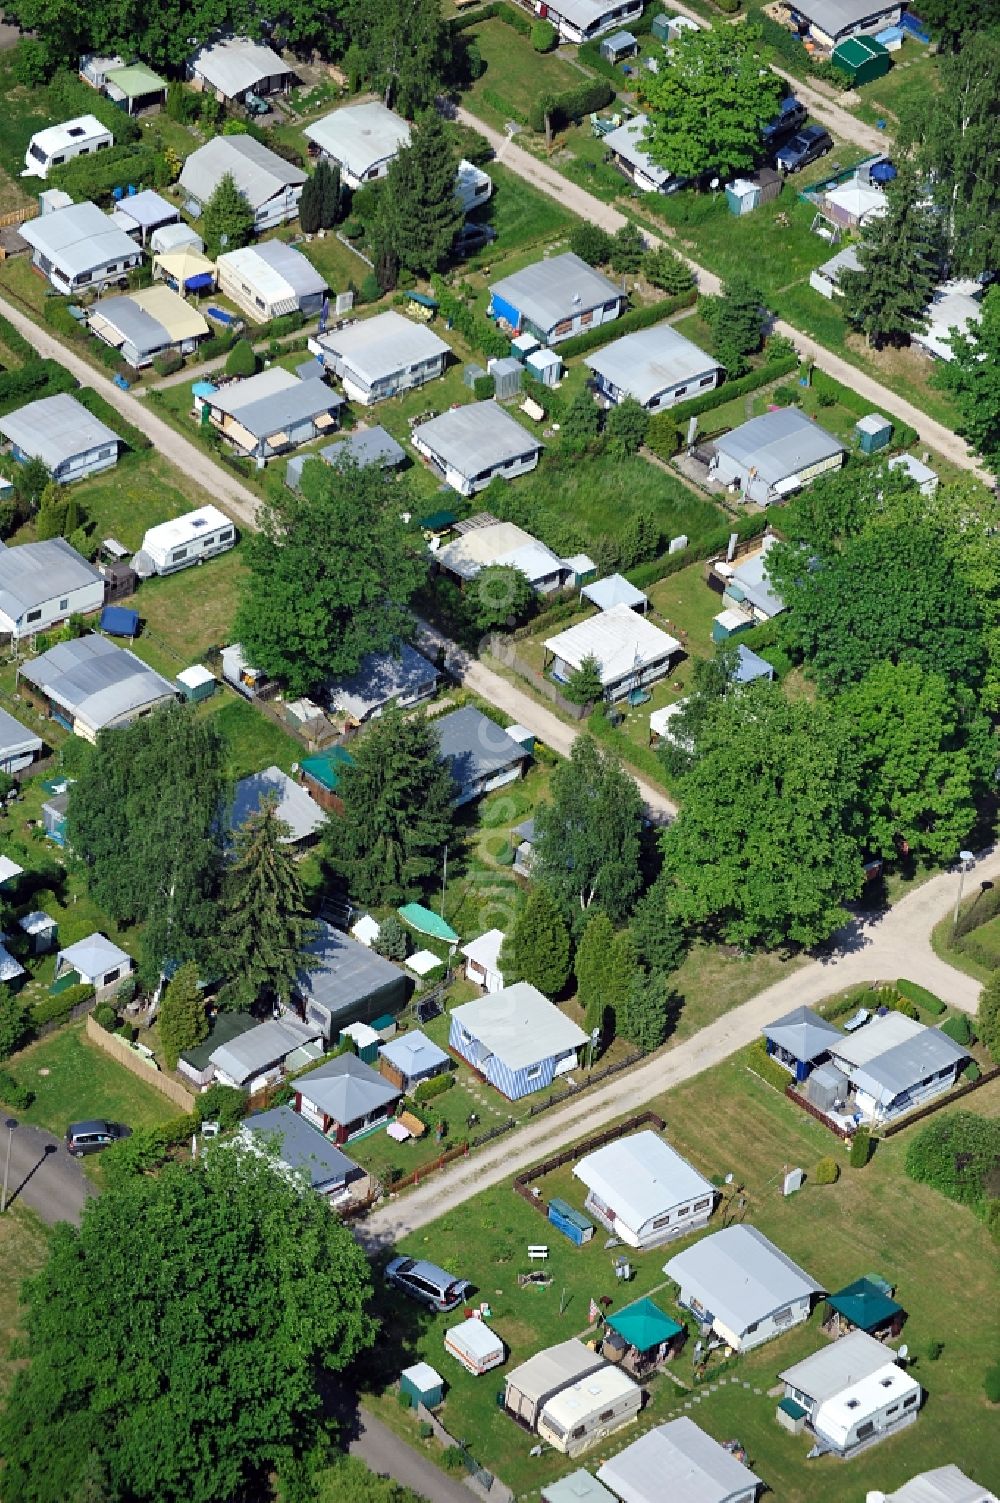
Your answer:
[780,1330,922,1457]
[137,506,236,577]
[573,1131,716,1250]
[411,401,542,496]
[539,0,642,44]
[179,137,306,231]
[188,36,293,103]
[23,115,113,179]
[304,101,412,188]
[597,1418,762,1503]
[827,1013,968,1125]
[216,241,327,324]
[505,1341,608,1430]
[586,323,722,412]
[710,408,845,506]
[310,311,450,405]
[604,114,680,196]
[538,1367,642,1456]
[0,538,104,641]
[544,605,681,703]
[663,1225,823,1352]
[0,393,120,483]
[21,201,141,295]
[490,253,626,346]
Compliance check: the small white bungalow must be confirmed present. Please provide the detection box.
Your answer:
[574,1131,716,1250]
[460,929,505,993]
[54,933,132,998]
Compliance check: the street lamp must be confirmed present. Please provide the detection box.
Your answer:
[1,1117,17,1214]
[953,850,976,931]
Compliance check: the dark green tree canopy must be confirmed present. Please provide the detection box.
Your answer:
[500,882,572,996]
[935,286,1000,476]
[233,458,427,699]
[344,0,451,113]
[0,1148,375,1503]
[841,169,945,349]
[378,111,463,276]
[202,173,255,259]
[218,797,316,1009]
[463,563,537,634]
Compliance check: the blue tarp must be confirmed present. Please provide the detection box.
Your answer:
[185,273,214,292]
[100,605,139,637]
[489,293,521,330]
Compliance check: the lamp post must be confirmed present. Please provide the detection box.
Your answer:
[953,850,976,932]
[1,1117,17,1214]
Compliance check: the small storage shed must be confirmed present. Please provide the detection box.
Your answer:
[400,1362,445,1410]
[176,664,217,703]
[856,412,893,453]
[650,12,671,41]
[526,348,563,387]
[549,1197,595,1246]
[600,29,638,61]
[17,910,57,955]
[832,35,891,84]
[445,1318,505,1376]
[806,1061,850,1113]
[338,1021,381,1065]
[725,169,782,218]
[490,356,523,400]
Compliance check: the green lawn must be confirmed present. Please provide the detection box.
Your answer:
[204,696,304,781]
[464,19,583,129]
[128,548,247,670]
[472,161,576,255]
[366,1062,1000,1499]
[298,231,377,299]
[852,42,939,129]
[0,1204,49,1393]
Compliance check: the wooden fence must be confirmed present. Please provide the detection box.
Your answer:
[85,1014,196,1110]
[879,1065,1000,1139]
[0,205,38,229]
[488,634,589,720]
[513,1109,666,1216]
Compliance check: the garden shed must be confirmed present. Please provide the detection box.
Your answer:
[175,665,217,703]
[856,412,893,453]
[600,29,638,62]
[832,35,891,84]
[400,1362,445,1410]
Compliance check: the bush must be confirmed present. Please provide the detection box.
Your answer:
[268,311,306,338]
[441,1448,466,1473]
[359,272,382,304]
[418,1420,433,1439]
[905,1111,1000,1215]
[473,374,494,400]
[813,1156,840,1186]
[0,358,77,419]
[531,19,558,50]
[896,979,946,1017]
[93,1003,118,1032]
[569,222,614,267]
[771,384,798,406]
[940,1013,974,1047]
[413,1072,455,1103]
[849,1128,872,1169]
[557,291,697,358]
[200,331,237,362]
[195,1082,249,1131]
[49,142,171,203]
[0,1069,34,1110]
[925,1339,944,1361]
[33,983,95,1027]
[225,339,257,378]
[645,415,681,461]
[152,350,183,377]
[745,1039,792,1091]
[964,1060,982,1082]
[985,1365,1000,1404]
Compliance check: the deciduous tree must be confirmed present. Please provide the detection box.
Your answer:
[569,222,614,267]
[605,398,649,457]
[935,286,1000,476]
[841,169,944,349]
[157,961,207,1070]
[560,389,601,451]
[345,0,451,113]
[534,736,644,924]
[0,985,31,1061]
[218,798,316,1010]
[700,275,765,374]
[327,707,455,907]
[463,563,536,634]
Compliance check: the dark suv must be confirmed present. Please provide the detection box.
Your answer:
[65,1120,129,1157]
[775,126,834,175]
[384,1256,472,1313]
[762,95,808,147]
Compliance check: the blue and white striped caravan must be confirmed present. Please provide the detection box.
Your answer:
[448,982,588,1101]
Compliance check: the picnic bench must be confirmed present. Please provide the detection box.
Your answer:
[527,1245,549,1262]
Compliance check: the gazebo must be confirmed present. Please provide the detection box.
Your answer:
[823,1276,904,1339]
[603,1297,684,1376]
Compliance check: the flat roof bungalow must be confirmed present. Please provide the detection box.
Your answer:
[434,704,532,806]
[88,285,209,368]
[449,981,588,1099]
[110,188,178,245]
[327,643,439,725]
[490,253,626,346]
[287,426,406,490]
[412,402,542,497]
[210,1016,322,1092]
[762,1005,842,1084]
[505,1340,608,1430]
[435,517,568,595]
[586,323,722,413]
[199,367,341,461]
[663,1225,823,1352]
[293,920,409,1041]
[21,200,141,295]
[826,1012,968,1125]
[230,764,327,845]
[603,114,679,196]
[545,604,681,703]
[0,392,120,484]
[293,1053,401,1142]
[19,634,176,741]
[784,0,904,48]
[0,537,104,640]
[216,241,326,324]
[310,311,450,404]
[574,1130,716,1250]
[597,1417,762,1503]
[538,0,643,44]
[179,136,306,230]
[304,101,411,189]
[709,408,846,506]
[188,36,294,103]
[378,1029,451,1093]
[885,1468,999,1503]
[239,1104,363,1202]
[779,1329,921,1457]
[0,705,42,774]
[23,114,113,179]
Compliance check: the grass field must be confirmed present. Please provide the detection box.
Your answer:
[852,42,939,130]
[0,1205,49,1394]
[365,1062,1000,1499]
[464,19,582,129]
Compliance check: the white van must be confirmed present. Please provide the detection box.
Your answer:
[23,115,114,179]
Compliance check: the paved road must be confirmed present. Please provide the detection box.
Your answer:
[0,293,262,531]
[457,111,987,481]
[351,1408,471,1503]
[363,849,994,1245]
[1,1124,93,1227]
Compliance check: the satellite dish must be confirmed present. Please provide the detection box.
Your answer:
[960,849,975,863]
[897,1344,909,1362]
[724,1172,734,1184]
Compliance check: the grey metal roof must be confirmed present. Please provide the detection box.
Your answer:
[581,573,648,612]
[295,920,404,1017]
[323,425,405,469]
[21,201,140,278]
[0,538,101,621]
[490,253,622,333]
[574,1131,714,1228]
[209,369,340,439]
[506,1340,606,1407]
[413,401,541,477]
[113,190,177,231]
[328,643,437,720]
[435,705,528,786]
[542,1471,618,1503]
[779,1329,896,1403]
[817,244,862,284]
[0,393,120,470]
[57,932,131,979]
[597,1418,762,1503]
[851,1026,968,1105]
[190,36,291,97]
[230,765,326,843]
[450,982,588,1071]
[602,114,672,189]
[887,1467,999,1503]
[729,539,785,619]
[762,1005,841,1061]
[713,408,845,488]
[733,644,774,683]
[304,101,411,179]
[791,0,899,39]
[663,1225,823,1335]
[379,1029,449,1077]
[586,323,720,405]
[221,239,326,301]
[318,311,449,386]
[20,635,175,732]
[547,0,639,31]
[181,1011,257,1071]
[295,1052,400,1122]
[242,1104,358,1188]
[91,295,169,358]
[210,1016,320,1085]
[178,136,305,211]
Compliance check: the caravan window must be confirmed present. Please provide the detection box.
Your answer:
[172,549,188,562]
[219,529,234,542]
[26,609,42,624]
[856,1422,875,1440]
[599,1409,615,1422]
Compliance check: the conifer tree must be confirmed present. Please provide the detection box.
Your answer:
[202,173,255,258]
[380,111,463,276]
[501,884,571,996]
[157,961,207,1070]
[318,159,341,229]
[34,482,66,542]
[218,798,315,1010]
[841,169,945,350]
[298,171,322,235]
[575,910,615,1039]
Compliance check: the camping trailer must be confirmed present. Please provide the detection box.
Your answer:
[444,1318,505,1376]
[137,506,236,576]
[537,1366,642,1457]
[505,1341,608,1430]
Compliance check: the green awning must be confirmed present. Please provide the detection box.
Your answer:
[300,747,354,792]
[406,291,438,309]
[828,1277,902,1332]
[104,62,167,98]
[419,509,458,534]
[778,1397,807,1420]
[607,1297,682,1353]
[397,902,459,944]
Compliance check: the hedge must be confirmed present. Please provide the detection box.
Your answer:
[76,388,152,452]
[528,79,615,135]
[413,1072,455,1103]
[48,141,172,204]
[450,1,532,34]
[650,351,800,433]
[0,358,78,418]
[0,312,35,364]
[556,289,697,358]
[33,983,95,1027]
[896,979,946,1017]
[745,1038,792,1092]
[940,1013,975,1047]
[955,880,1000,940]
[0,1069,34,1110]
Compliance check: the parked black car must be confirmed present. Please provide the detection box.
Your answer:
[65,1120,129,1157]
[762,95,809,147]
[775,126,834,174]
[453,222,497,258]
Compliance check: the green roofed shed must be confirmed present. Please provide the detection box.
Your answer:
[606,1297,682,1353]
[398,903,459,944]
[832,35,890,85]
[828,1277,903,1334]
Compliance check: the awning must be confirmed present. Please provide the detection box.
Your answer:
[100,605,140,637]
[266,430,289,447]
[314,412,337,429]
[606,1298,682,1353]
[397,902,458,944]
[89,315,125,347]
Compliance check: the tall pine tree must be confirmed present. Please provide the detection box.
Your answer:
[500,883,571,997]
[157,961,208,1070]
[218,798,316,1011]
[841,169,944,350]
[318,159,341,229]
[328,707,455,906]
[575,910,615,1042]
[380,111,463,276]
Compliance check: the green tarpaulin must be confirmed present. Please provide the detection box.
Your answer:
[397,903,458,944]
[300,746,354,792]
[607,1297,682,1353]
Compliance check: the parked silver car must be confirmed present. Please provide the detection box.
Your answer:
[384,1256,472,1313]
